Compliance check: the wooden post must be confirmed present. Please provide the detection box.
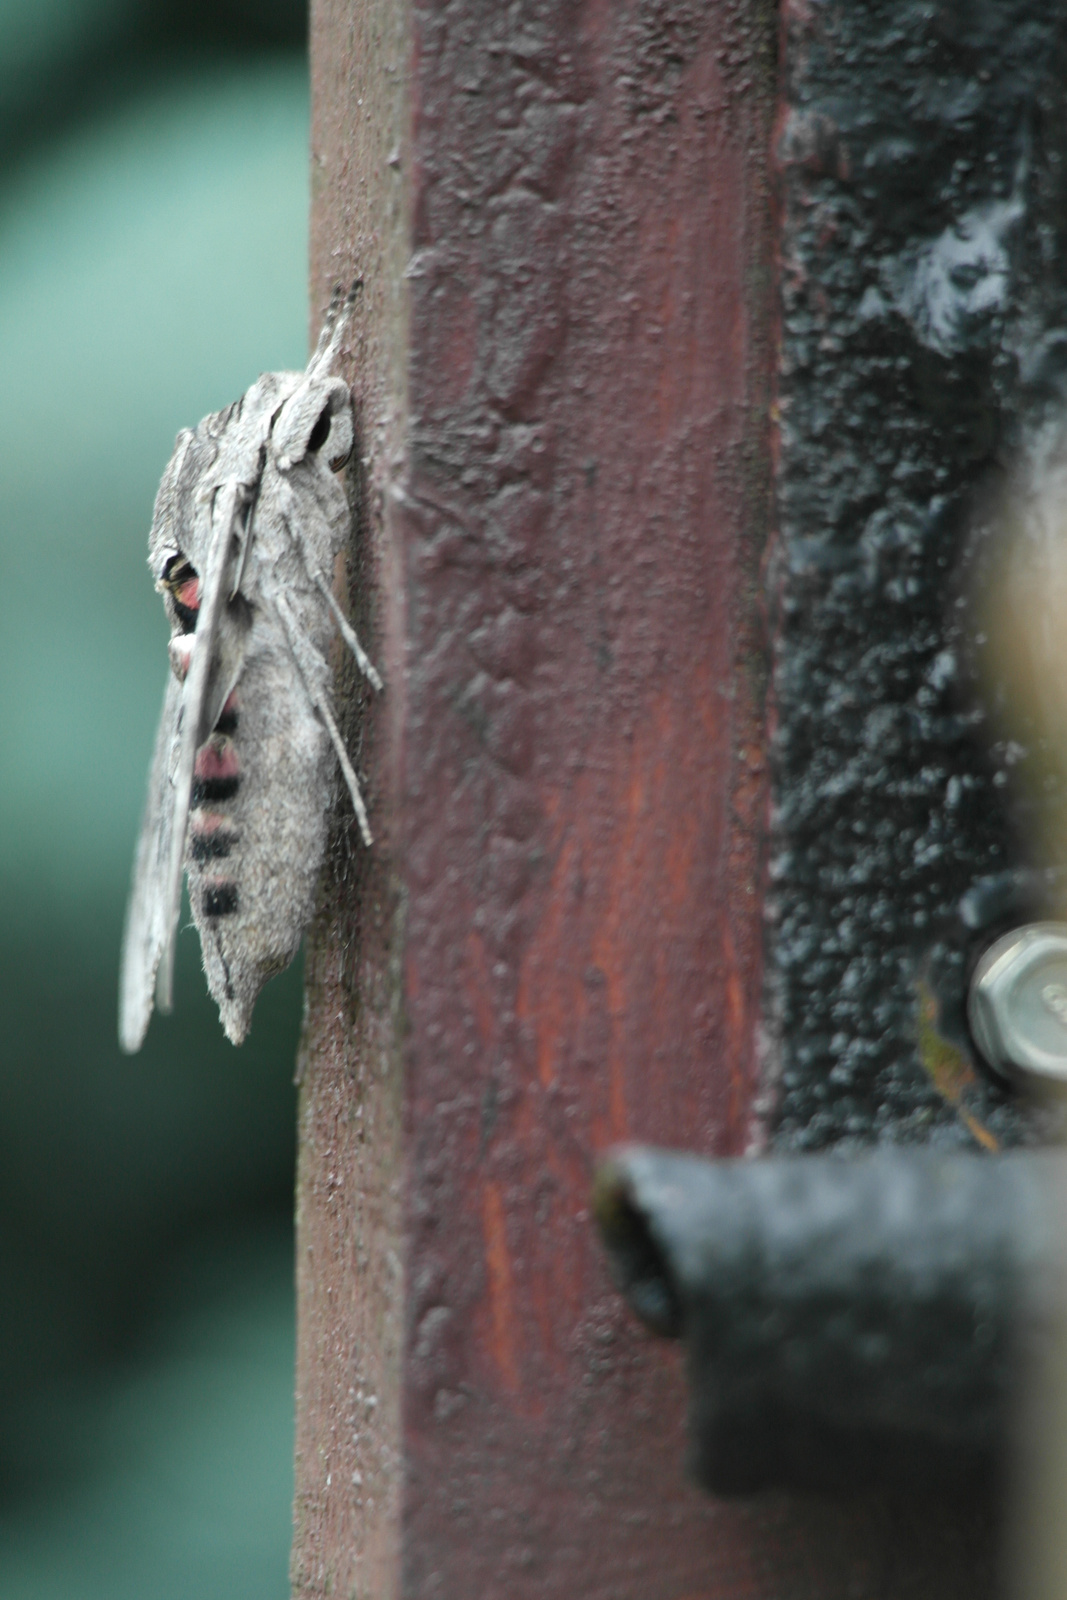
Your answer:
[291,3,992,1596]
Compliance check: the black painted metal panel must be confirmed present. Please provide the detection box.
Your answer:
[772,0,1067,1149]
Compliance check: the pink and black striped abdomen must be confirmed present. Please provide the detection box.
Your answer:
[163,560,246,939]
[164,548,337,1043]
[190,702,242,918]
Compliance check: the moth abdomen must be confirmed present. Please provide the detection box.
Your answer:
[172,595,199,634]
[191,777,239,804]
[191,734,240,805]
[189,821,238,862]
[201,880,239,918]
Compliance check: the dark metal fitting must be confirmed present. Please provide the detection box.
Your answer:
[594,1146,1066,1497]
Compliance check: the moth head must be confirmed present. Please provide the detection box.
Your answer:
[272,377,353,473]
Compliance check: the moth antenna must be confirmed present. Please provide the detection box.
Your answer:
[273,593,373,846]
[307,276,363,379]
[307,282,346,369]
[314,573,383,691]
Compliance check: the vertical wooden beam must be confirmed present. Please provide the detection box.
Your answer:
[292,2,852,1595]
[294,5,409,1596]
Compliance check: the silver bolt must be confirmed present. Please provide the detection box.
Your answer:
[968,922,1067,1085]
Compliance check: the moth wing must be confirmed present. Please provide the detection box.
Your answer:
[155,482,247,1016]
[119,671,182,1052]
[121,485,248,1049]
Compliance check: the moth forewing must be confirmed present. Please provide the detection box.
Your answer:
[119,673,182,1053]
[156,479,246,1014]
[118,297,379,1052]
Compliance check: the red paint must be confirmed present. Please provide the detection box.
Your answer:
[480,1179,522,1399]
[294,2,802,1596]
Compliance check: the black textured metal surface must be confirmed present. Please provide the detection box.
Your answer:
[772,0,1067,1149]
[596,1145,1064,1495]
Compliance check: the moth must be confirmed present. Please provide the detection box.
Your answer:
[119,285,380,1052]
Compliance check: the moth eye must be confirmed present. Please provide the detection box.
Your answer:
[161,550,192,583]
[307,407,332,454]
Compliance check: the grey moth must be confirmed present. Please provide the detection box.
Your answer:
[119,285,379,1051]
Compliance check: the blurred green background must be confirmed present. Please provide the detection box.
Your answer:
[0,2,310,1593]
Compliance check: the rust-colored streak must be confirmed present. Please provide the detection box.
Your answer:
[722,926,750,1137]
[481,1180,521,1395]
[515,674,733,1159]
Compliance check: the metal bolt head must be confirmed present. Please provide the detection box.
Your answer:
[967,922,1067,1085]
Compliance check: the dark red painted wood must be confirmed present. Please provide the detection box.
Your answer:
[293,3,998,1596]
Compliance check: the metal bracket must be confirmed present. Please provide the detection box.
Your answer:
[595,1146,1065,1496]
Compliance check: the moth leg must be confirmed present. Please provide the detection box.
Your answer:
[273,593,373,847]
[312,687,374,850]
[313,573,383,691]
[273,494,382,692]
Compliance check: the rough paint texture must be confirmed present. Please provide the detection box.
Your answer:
[771,0,1067,1150]
[298,2,1007,1597]
[298,0,782,1593]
